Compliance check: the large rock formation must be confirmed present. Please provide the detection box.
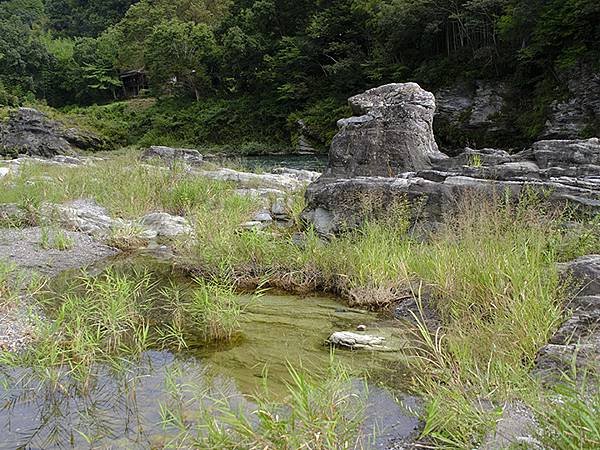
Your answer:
[326,83,447,178]
[435,81,512,149]
[542,64,600,139]
[0,108,105,158]
[303,83,600,236]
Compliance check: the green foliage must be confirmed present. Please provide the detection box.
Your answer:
[537,377,600,449]
[1,0,598,149]
[145,19,218,100]
[45,0,139,37]
[159,361,367,449]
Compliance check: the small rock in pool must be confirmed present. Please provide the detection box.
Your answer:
[357,324,367,331]
[328,331,386,349]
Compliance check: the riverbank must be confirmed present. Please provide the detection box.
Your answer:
[1,149,599,447]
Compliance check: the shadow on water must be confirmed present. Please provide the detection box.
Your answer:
[0,257,421,449]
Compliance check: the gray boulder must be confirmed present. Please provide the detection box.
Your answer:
[559,255,600,296]
[141,146,204,167]
[325,83,447,178]
[303,84,600,236]
[0,108,104,158]
[139,212,193,239]
[41,199,118,236]
[535,255,600,379]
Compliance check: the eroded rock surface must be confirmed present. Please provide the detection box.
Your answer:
[140,212,194,239]
[199,167,320,192]
[326,83,447,178]
[435,81,511,149]
[542,65,600,139]
[0,227,117,278]
[303,82,600,236]
[535,255,600,380]
[0,108,104,158]
[141,146,204,167]
[328,331,387,349]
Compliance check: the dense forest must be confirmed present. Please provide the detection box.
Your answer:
[1,0,599,151]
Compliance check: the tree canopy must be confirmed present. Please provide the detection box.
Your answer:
[0,0,598,148]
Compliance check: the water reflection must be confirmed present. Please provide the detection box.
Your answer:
[0,260,420,449]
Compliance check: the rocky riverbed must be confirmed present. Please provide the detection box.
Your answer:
[1,82,599,448]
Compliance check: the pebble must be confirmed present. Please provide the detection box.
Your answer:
[357,324,367,331]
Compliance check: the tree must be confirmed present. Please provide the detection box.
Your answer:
[0,18,50,98]
[45,0,140,37]
[145,19,219,100]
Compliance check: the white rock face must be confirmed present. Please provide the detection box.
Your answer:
[139,212,193,238]
[328,331,386,349]
[141,146,204,167]
[40,199,193,242]
[42,199,117,236]
[199,167,320,192]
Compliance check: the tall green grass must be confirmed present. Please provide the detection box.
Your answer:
[0,152,256,220]
[0,268,243,387]
[159,361,367,449]
[537,377,600,449]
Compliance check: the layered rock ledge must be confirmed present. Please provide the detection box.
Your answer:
[303,83,600,235]
[0,108,105,158]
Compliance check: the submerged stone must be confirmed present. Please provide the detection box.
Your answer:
[328,331,387,350]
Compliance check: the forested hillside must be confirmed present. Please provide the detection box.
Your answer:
[1,0,599,152]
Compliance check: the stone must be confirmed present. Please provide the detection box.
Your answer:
[0,203,27,226]
[241,221,268,231]
[526,138,600,171]
[200,167,319,192]
[542,64,600,139]
[303,82,600,235]
[42,199,116,236]
[325,83,447,179]
[0,108,104,158]
[357,324,367,332]
[328,331,386,349]
[559,255,600,296]
[270,197,289,218]
[141,146,204,167]
[139,212,193,238]
[535,255,600,379]
[295,119,322,153]
[253,211,273,222]
[50,155,83,166]
[480,402,540,450]
[435,147,512,169]
[0,167,9,179]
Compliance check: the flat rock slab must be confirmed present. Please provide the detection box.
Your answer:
[0,227,118,277]
[328,331,387,349]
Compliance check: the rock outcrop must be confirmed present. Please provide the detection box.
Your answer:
[328,331,387,350]
[325,83,447,178]
[0,108,105,158]
[303,83,600,236]
[39,199,193,242]
[535,255,600,379]
[434,81,512,149]
[141,146,204,167]
[200,167,320,192]
[542,65,600,139]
